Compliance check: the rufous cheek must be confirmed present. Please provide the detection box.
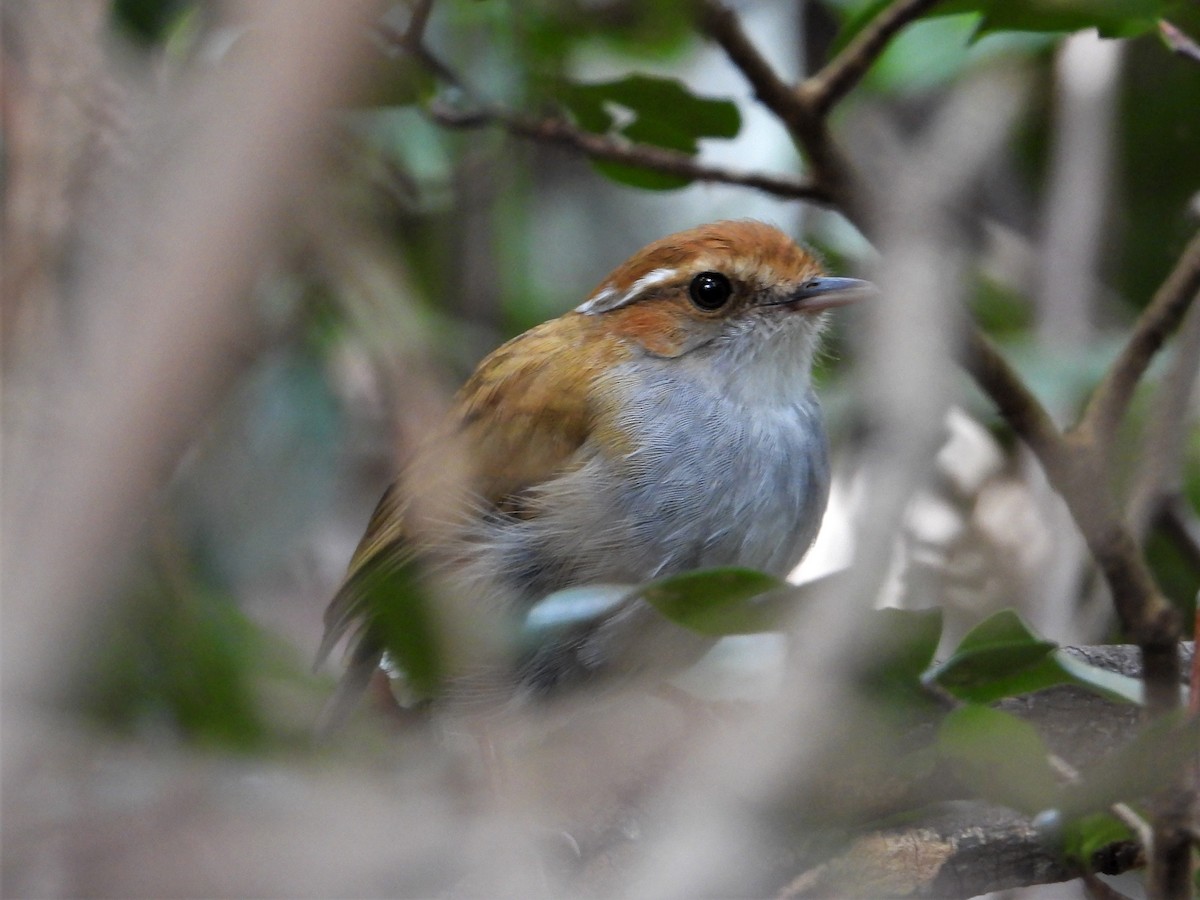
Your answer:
[606,303,697,358]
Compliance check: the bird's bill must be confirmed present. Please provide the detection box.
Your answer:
[768,276,876,312]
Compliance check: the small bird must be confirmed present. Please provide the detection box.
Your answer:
[318,220,870,723]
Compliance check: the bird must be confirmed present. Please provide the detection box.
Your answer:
[317,220,870,726]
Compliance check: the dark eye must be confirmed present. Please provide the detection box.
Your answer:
[688,271,733,310]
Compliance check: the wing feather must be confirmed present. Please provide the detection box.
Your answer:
[315,313,621,719]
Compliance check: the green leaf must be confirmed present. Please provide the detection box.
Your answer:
[856,607,945,714]
[1060,813,1135,870]
[590,160,693,191]
[639,567,790,637]
[355,53,438,108]
[938,704,1061,814]
[554,74,740,190]
[355,559,443,697]
[79,576,276,750]
[831,0,1163,57]
[925,610,1059,702]
[926,611,1147,704]
[111,0,197,47]
[972,0,1162,39]
[594,74,740,142]
[956,608,1043,651]
[1053,651,1144,705]
[1062,712,1200,817]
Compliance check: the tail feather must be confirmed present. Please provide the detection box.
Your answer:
[315,631,382,736]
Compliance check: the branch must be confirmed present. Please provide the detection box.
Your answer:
[697,0,807,134]
[376,1,463,89]
[1077,228,1200,447]
[426,103,832,205]
[698,1,858,217]
[699,0,948,233]
[779,802,1137,899]
[385,4,833,205]
[961,328,1180,716]
[960,326,1071,473]
[800,0,947,116]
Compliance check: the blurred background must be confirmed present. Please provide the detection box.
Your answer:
[3,0,1198,896]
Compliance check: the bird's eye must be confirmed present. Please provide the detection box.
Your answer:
[688,272,733,310]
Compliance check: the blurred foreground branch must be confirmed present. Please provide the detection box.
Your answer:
[2,642,1183,898]
[2,0,376,754]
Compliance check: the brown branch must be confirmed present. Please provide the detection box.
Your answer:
[960,329,1180,709]
[1076,228,1200,448]
[700,0,946,232]
[376,4,462,91]
[384,2,833,206]
[697,1,807,134]
[801,0,948,116]
[428,102,833,204]
[698,0,858,218]
[960,326,1070,470]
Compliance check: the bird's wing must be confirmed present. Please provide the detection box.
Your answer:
[452,314,604,510]
[316,315,613,722]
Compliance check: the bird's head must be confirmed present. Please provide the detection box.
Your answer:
[575,220,871,396]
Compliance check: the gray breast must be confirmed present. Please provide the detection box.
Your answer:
[597,369,830,580]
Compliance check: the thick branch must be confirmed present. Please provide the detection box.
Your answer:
[1077,228,1200,447]
[428,102,832,204]
[963,328,1180,712]
[961,326,1071,467]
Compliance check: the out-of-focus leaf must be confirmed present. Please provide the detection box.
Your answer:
[832,0,1164,52]
[590,75,741,143]
[856,607,945,716]
[591,161,693,191]
[80,575,274,750]
[971,0,1162,39]
[938,704,1061,814]
[972,277,1035,338]
[639,567,790,637]
[1060,813,1135,870]
[354,558,443,697]
[1061,711,1200,817]
[111,0,196,47]
[355,53,438,108]
[925,609,1059,701]
[516,0,695,69]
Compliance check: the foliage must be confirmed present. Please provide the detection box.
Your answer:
[83,0,1200,891]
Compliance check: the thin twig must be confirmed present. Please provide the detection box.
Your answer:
[698,1,857,217]
[427,103,832,204]
[1076,229,1200,448]
[386,1,832,205]
[801,0,947,116]
[376,11,462,90]
[697,0,806,133]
